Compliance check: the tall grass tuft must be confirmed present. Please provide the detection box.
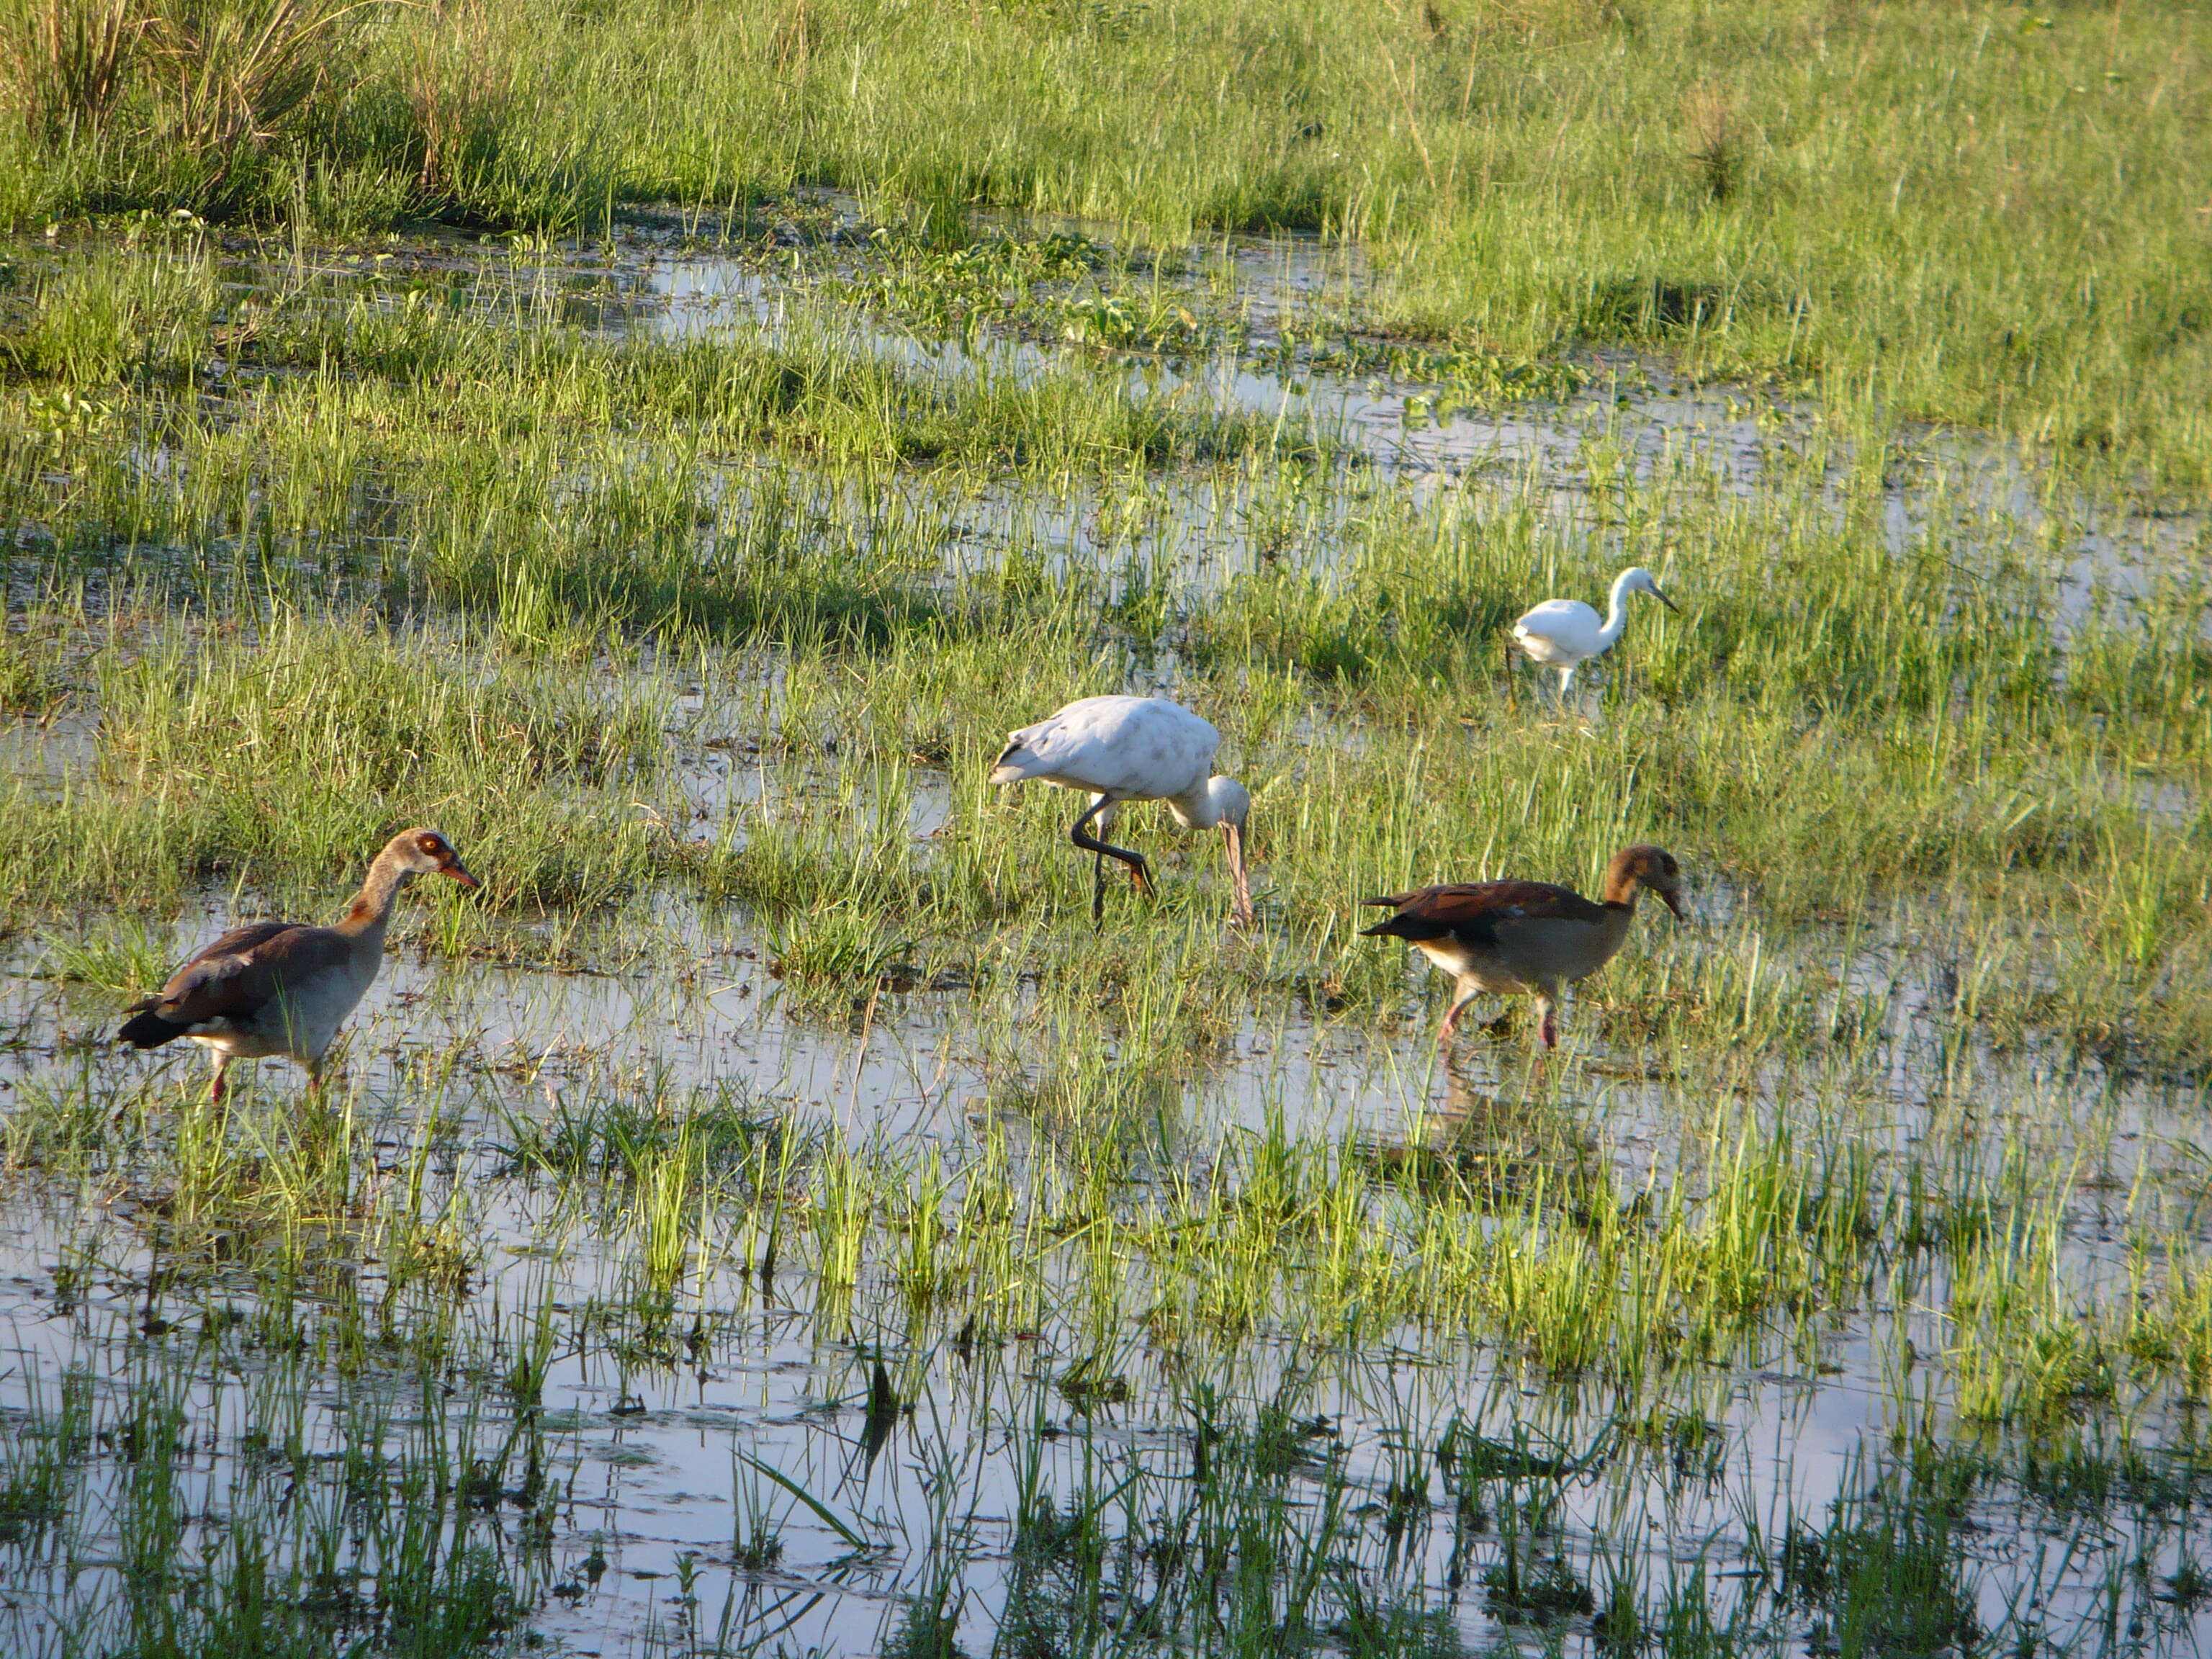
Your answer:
[0,0,139,141]
[140,0,359,163]
[1682,85,1737,204]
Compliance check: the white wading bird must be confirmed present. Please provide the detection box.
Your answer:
[1510,567,1678,695]
[119,828,479,1102]
[989,696,1253,927]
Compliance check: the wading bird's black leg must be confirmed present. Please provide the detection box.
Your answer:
[1070,799,1149,927]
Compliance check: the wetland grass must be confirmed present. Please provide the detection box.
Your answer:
[4,1,2210,490]
[1,122,2208,1658]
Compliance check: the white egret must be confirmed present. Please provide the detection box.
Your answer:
[989,695,1253,927]
[1510,567,1677,695]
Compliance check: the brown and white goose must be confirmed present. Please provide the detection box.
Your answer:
[119,828,478,1100]
[1361,844,1685,1051]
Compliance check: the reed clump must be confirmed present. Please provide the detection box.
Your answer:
[0,0,138,144]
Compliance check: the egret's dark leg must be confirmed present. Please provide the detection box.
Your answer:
[1070,797,1148,927]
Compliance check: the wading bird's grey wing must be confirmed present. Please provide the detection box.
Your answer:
[993,695,1224,802]
[989,710,1080,781]
[155,922,298,993]
[1359,883,1493,938]
[150,925,352,1025]
[1106,698,1219,796]
[1360,881,1607,941]
[1439,881,1609,926]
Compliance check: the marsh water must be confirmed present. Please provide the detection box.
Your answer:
[190,202,2205,611]
[3,199,2209,1657]
[4,897,2208,1655]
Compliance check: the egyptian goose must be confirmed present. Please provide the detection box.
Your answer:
[989,696,1252,926]
[118,828,477,1100]
[1511,567,1677,695]
[1362,844,1685,1050]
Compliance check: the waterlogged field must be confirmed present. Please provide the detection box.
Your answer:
[1,189,2210,1659]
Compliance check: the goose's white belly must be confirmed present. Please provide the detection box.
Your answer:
[1413,912,1629,992]
[1414,938,1531,995]
[186,956,381,1065]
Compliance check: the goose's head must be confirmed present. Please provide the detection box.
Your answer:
[388,827,480,889]
[1606,843,1685,918]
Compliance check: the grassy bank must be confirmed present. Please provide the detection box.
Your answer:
[3,0,2209,490]
[2,154,2210,1653]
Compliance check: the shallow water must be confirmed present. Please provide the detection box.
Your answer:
[626,210,2204,619]
[176,202,2206,629]
[4,207,2212,1656]
[1,857,2207,1654]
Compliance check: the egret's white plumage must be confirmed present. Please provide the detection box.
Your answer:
[989,695,1253,925]
[1511,567,1677,693]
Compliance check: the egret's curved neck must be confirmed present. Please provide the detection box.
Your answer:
[1598,570,1637,649]
[1168,777,1244,832]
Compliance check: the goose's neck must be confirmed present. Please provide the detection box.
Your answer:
[1598,570,1637,649]
[338,852,414,939]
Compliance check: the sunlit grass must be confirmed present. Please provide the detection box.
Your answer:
[4,1,2208,489]
[0,159,2206,1656]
